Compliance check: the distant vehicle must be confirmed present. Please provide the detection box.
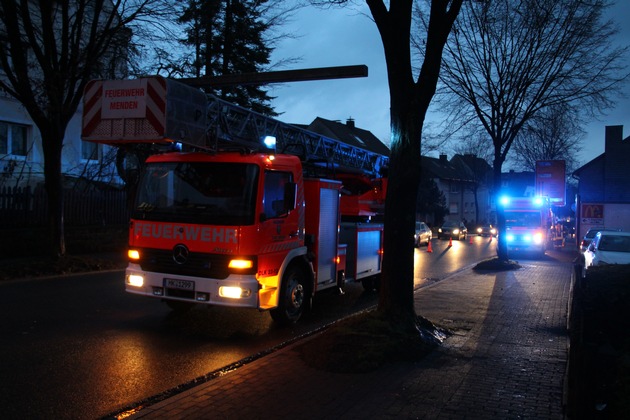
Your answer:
[477,224,497,237]
[414,221,432,247]
[438,221,467,240]
[583,231,630,277]
[580,228,622,254]
[501,196,553,256]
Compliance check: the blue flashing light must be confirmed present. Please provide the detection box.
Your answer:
[506,234,515,242]
[262,135,277,149]
[499,196,510,206]
[533,196,544,206]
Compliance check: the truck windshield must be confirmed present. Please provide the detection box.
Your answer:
[505,211,542,228]
[133,162,259,225]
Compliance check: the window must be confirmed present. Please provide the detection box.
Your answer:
[81,140,98,160]
[0,121,28,156]
[133,162,259,225]
[263,170,292,219]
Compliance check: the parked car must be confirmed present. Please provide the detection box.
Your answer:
[476,224,497,237]
[438,221,467,240]
[582,231,630,277]
[580,227,622,253]
[414,221,432,247]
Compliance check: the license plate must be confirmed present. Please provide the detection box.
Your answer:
[164,278,195,291]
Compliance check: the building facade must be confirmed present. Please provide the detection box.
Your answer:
[572,125,630,240]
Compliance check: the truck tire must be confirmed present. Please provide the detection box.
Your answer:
[270,265,309,325]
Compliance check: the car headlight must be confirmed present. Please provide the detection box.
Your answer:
[453,229,460,234]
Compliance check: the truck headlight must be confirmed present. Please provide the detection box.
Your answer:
[127,274,144,287]
[533,232,543,244]
[219,286,252,299]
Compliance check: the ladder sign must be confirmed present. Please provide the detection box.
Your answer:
[82,77,167,140]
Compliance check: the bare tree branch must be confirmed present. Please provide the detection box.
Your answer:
[435,0,629,260]
[0,0,179,256]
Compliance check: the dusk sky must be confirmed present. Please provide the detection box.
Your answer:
[269,1,630,168]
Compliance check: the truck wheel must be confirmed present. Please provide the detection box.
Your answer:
[165,300,194,314]
[270,265,309,325]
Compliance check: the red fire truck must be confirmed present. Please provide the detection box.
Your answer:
[81,76,388,324]
[499,196,554,256]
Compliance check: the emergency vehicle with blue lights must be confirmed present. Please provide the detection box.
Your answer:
[499,196,554,256]
[81,76,388,324]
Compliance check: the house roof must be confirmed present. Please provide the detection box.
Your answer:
[572,153,605,179]
[302,117,391,157]
[421,155,475,182]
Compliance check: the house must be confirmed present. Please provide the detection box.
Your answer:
[451,153,494,225]
[420,154,484,226]
[0,1,124,190]
[1,91,121,189]
[300,117,391,161]
[572,125,630,240]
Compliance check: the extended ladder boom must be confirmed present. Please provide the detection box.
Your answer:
[82,76,388,177]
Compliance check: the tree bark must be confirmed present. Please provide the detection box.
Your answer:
[493,158,508,261]
[41,126,66,257]
[368,0,463,331]
[378,100,423,331]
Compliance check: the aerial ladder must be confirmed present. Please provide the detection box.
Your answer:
[81,75,389,323]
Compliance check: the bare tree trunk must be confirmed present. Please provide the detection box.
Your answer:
[494,163,508,261]
[368,0,463,331]
[378,100,422,331]
[41,128,66,257]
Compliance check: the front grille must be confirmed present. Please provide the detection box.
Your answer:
[165,288,195,299]
[139,248,231,279]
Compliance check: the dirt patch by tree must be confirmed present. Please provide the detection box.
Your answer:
[297,311,449,373]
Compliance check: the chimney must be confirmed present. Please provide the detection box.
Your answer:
[346,117,355,129]
[439,154,447,163]
[605,125,623,153]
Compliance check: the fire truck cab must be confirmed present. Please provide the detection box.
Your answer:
[500,196,553,257]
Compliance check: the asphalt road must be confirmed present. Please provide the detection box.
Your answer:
[0,236,501,419]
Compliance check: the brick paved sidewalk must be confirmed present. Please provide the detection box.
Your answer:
[127,260,572,420]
